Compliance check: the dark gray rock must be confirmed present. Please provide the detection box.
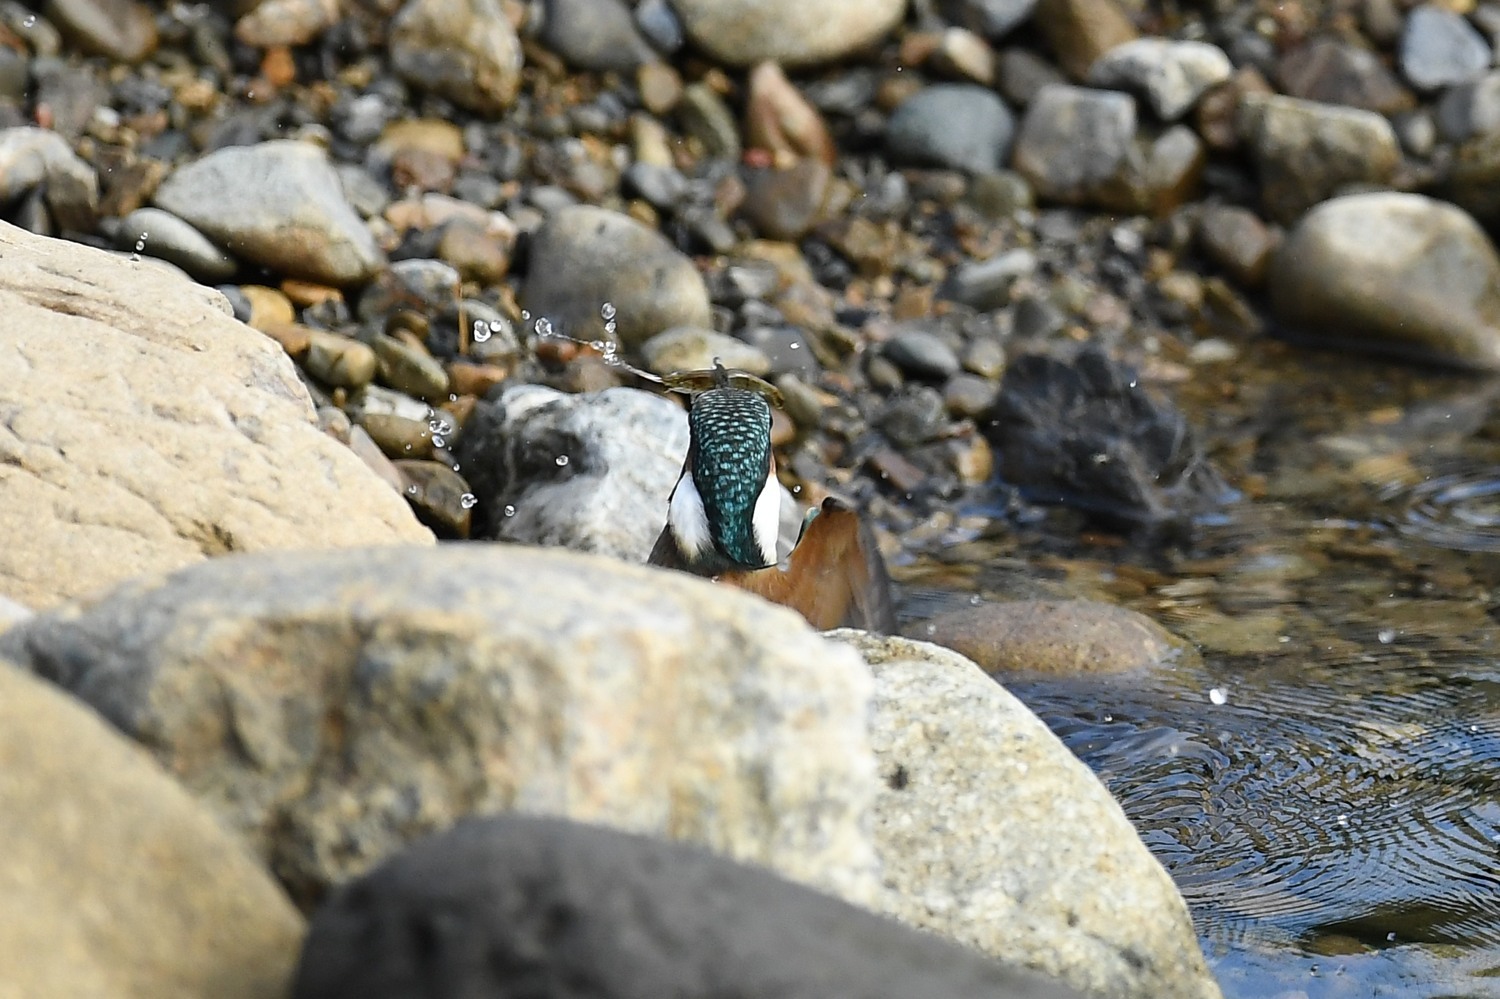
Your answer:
[996,46,1066,106]
[1276,38,1414,115]
[634,0,684,52]
[522,205,711,347]
[885,84,1016,174]
[941,0,1040,39]
[1436,70,1500,141]
[117,207,239,282]
[293,815,1090,999]
[883,329,962,380]
[1011,84,1134,204]
[983,345,1230,529]
[540,0,657,72]
[1400,5,1491,92]
[941,247,1038,310]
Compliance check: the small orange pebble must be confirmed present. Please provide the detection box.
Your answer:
[260,322,311,358]
[440,394,478,429]
[447,362,509,398]
[281,279,343,308]
[534,337,578,366]
[770,408,796,447]
[261,46,296,88]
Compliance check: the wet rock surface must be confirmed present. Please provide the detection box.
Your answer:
[984,345,1231,529]
[915,598,1200,674]
[454,384,689,560]
[294,814,1089,999]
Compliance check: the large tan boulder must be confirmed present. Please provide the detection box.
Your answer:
[0,222,431,609]
[0,545,882,908]
[0,661,304,999]
[837,631,1223,999]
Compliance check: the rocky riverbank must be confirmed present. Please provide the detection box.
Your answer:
[6,0,1500,993]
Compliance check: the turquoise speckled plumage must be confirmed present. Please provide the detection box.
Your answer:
[689,386,773,568]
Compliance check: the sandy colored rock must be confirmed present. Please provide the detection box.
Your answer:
[0,545,882,909]
[1271,192,1500,370]
[0,662,304,999]
[390,0,523,114]
[835,632,1223,999]
[0,222,431,608]
[674,0,907,68]
[914,598,1200,674]
[153,141,385,285]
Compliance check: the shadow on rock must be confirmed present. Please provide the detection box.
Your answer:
[292,813,1090,999]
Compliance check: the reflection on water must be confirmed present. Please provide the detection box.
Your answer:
[896,352,1500,998]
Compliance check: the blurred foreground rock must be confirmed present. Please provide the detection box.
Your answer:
[0,545,882,908]
[1,544,1221,998]
[293,814,1089,999]
[0,662,303,999]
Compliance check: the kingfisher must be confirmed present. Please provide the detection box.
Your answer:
[648,363,896,633]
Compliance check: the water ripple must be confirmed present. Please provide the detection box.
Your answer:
[1008,647,1500,953]
[1379,468,1500,553]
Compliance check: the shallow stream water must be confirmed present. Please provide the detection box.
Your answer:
[895,341,1500,998]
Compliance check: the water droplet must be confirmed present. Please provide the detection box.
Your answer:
[967,594,981,605]
[130,231,148,261]
[405,484,418,496]
[600,301,616,321]
[1377,628,1397,644]
[555,454,569,466]
[923,623,936,635]
[472,319,491,343]
[459,493,478,509]
[1208,686,1228,706]
[22,14,36,27]
[1336,813,1349,827]
[431,435,446,449]
[502,503,516,517]
[1103,713,1114,723]
[534,316,554,338]
[1386,932,1397,942]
